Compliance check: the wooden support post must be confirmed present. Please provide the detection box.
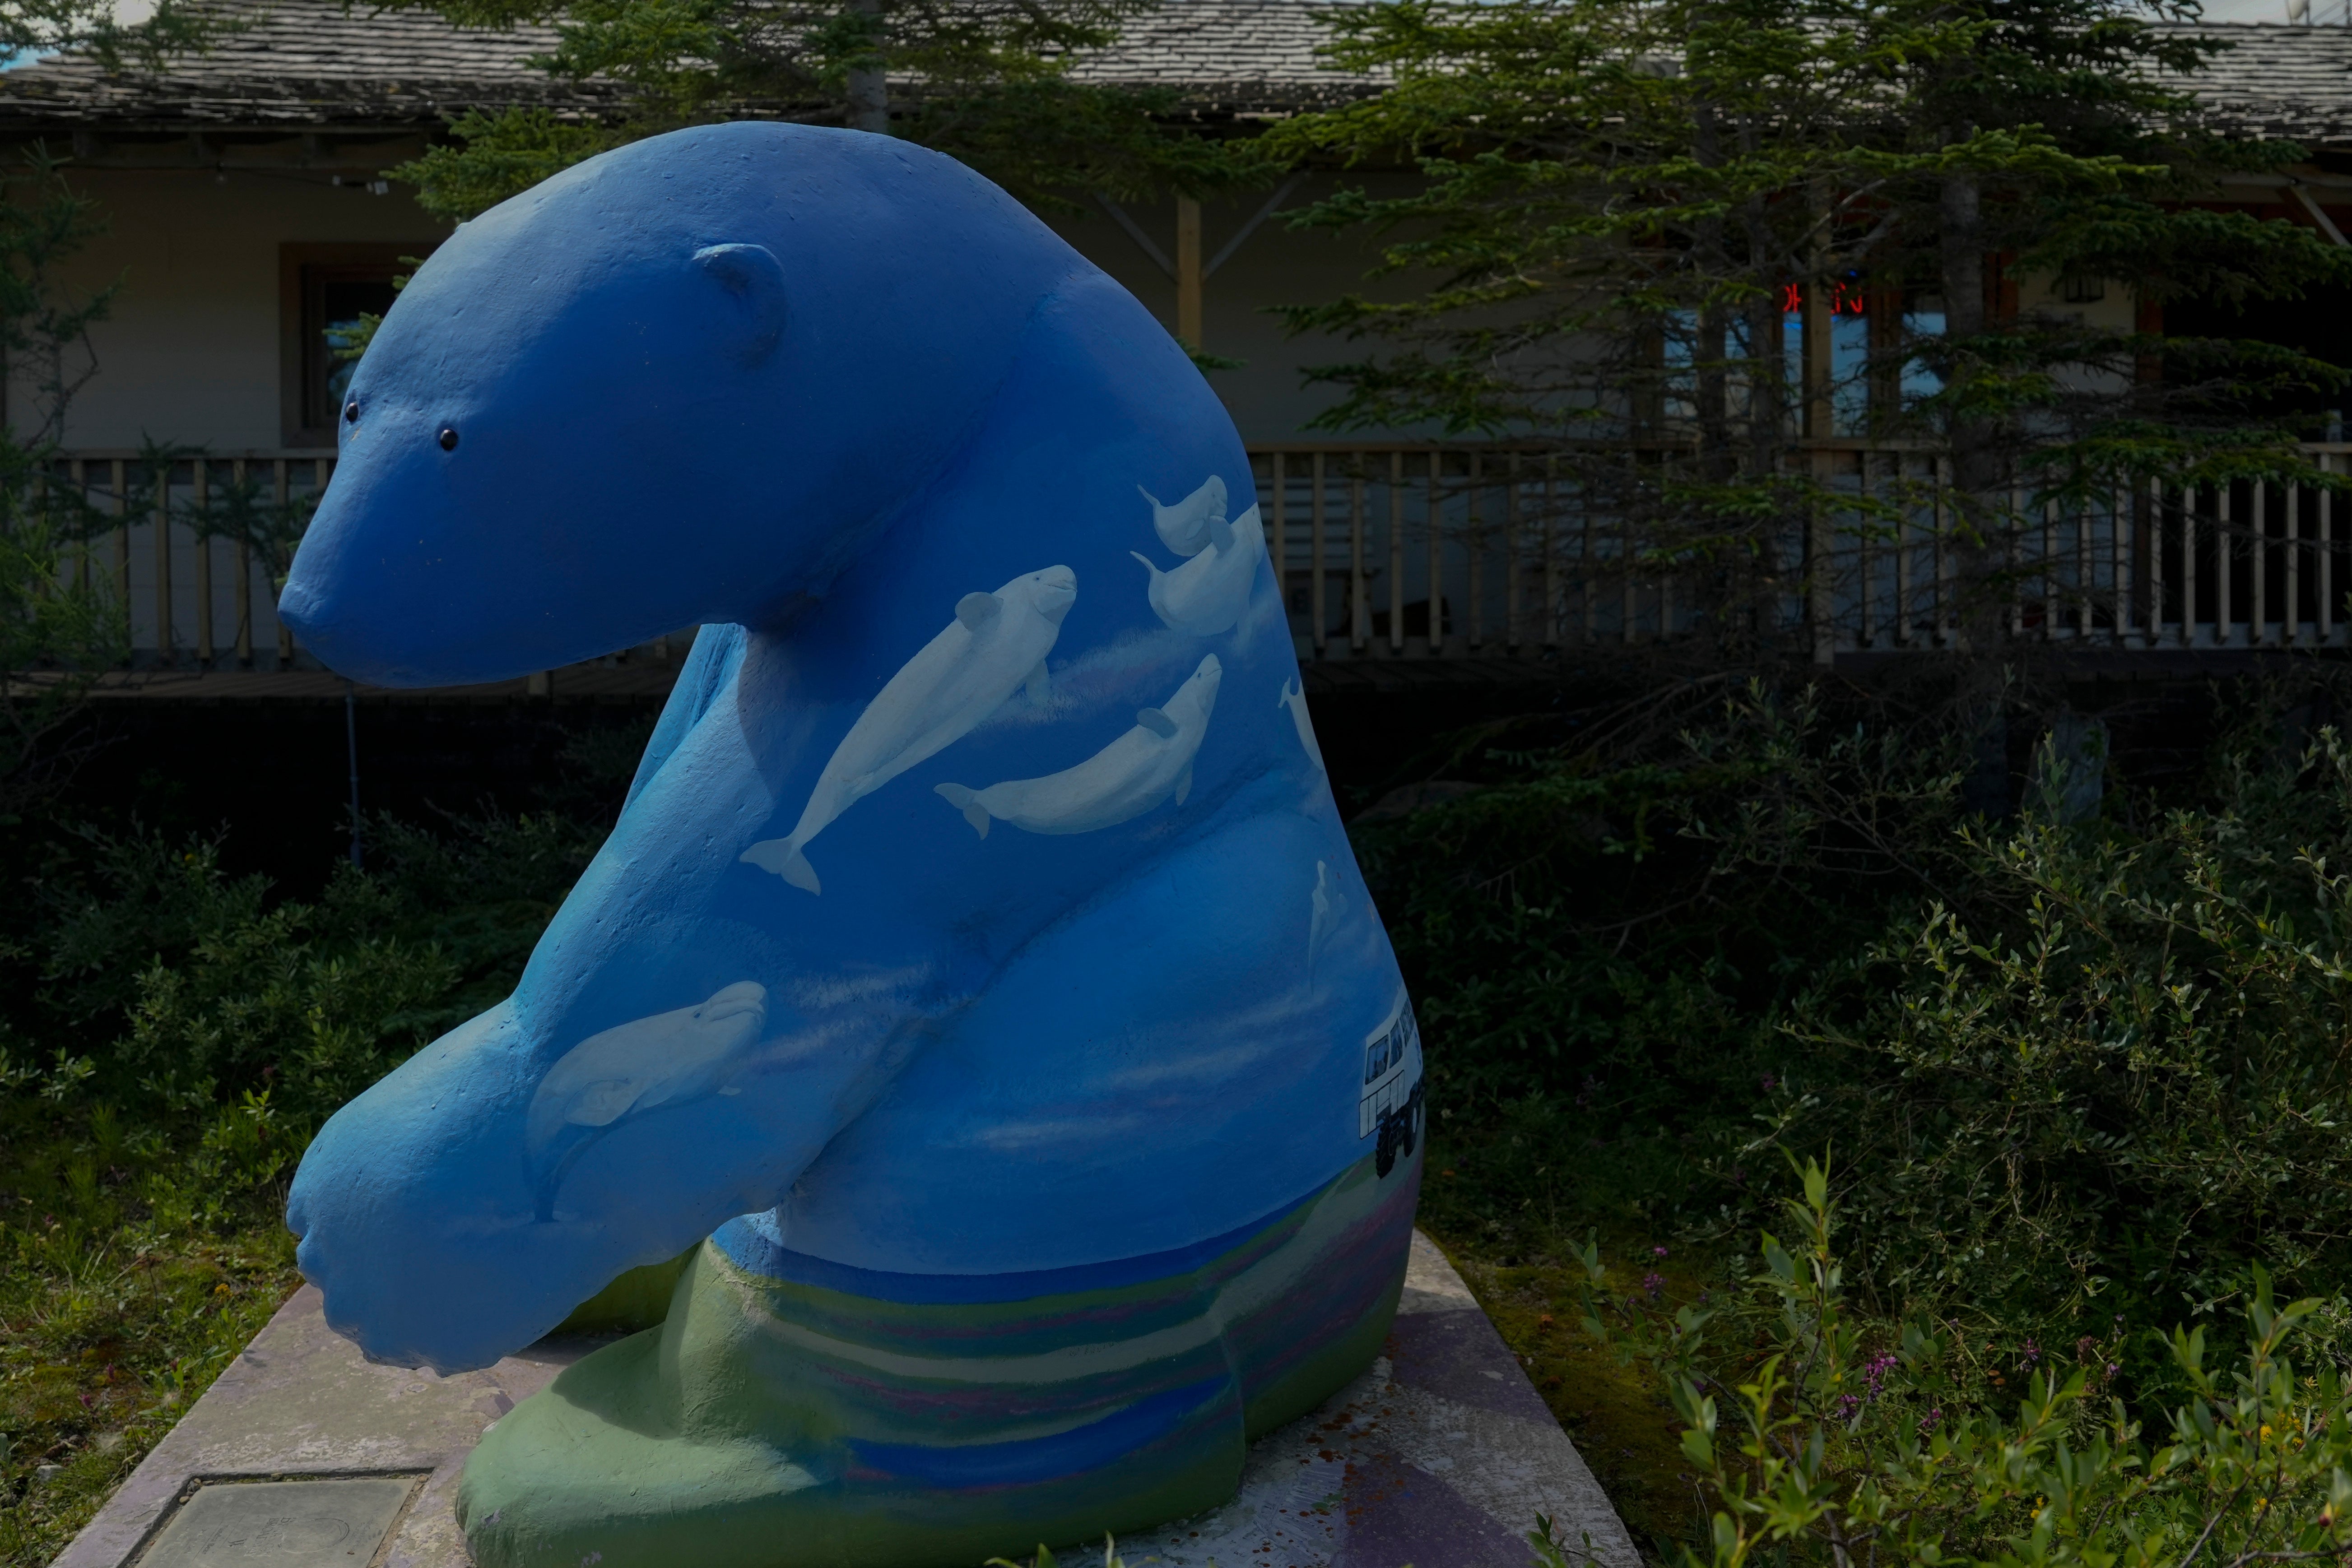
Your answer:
[1175,196,1203,350]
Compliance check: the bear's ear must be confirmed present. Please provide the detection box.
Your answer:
[694,243,787,365]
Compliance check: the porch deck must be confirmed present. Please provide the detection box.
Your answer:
[22,441,2352,703]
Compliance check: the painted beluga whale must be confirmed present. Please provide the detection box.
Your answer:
[273,121,1417,1568]
[525,981,767,1220]
[1133,497,1266,637]
[938,654,1221,837]
[741,566,1075,892]
[1141,473,1227,556]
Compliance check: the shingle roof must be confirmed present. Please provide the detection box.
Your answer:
[0,3,626,128]
[1068,0,1381,110]
[2159,22,2352,144]
[0,0,1377,132]
[15,5,2343,142]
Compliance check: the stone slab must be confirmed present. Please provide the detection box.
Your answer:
[135,1475,419,1568]
[57,1232,1638,1568]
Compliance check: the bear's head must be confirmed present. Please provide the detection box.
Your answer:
[281,123,1068,687]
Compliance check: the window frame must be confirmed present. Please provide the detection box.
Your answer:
[279,242,437,447]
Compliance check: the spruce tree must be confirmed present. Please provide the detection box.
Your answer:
[1258,0,2352,664]
[379,0,1234,221]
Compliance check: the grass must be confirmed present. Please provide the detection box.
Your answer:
[0,1099,302,1567]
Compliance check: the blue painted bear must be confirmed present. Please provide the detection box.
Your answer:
[280,122,1423,1568]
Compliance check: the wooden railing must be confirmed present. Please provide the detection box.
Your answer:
[42,448,336,668]
[1250,441,2352,659]
[44,443,2352,672]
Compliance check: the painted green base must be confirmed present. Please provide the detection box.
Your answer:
[1241,1269,1402,1442]
[459,1155,1419,1568]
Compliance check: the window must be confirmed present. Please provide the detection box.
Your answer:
[280,245,433,444]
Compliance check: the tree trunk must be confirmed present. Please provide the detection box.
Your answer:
[847,0,888,133]
[1939,168,2006,653]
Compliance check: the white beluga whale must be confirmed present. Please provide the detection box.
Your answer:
[743,565,1078,893]
[1139,474,1227,557]
[1279,677,1325,775]
[936,655,1222,838]
[1131,503,1265,638]
[526,980,768,1219]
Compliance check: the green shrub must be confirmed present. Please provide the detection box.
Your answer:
[1580,1159,2352,1568]
[14,807,605,1132]
[1375,673,2352,1353]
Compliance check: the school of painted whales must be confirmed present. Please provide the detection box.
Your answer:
[1132,503,1267,638]
[740,564,1076,893]
[936,654,1222,837]
[740,479,1292,897]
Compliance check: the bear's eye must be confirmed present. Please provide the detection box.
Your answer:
[438,426,459,452]
[343,400,359,424]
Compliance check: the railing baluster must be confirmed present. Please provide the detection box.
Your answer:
[1349,469,1368,654]
[1466,451,1484,650]
[1622,498,1636,647]
[275,459,294,667]
[192,459,212,666]
[2173,482,2192,649]
[1310,453,1327,660]
[2114,482,2130,644]
[2289,482,2303,647]
[111,458,128,664]
[1582,469,1597,646]
[1388,451,1405,655]
[2218,481,2235,647]
[1935,457,1952,648]
[68,459,86,594]
[153,458,173,667]
[1427,453,1444,653]
[233,458,252,667]
[1269,452,1287,651]
[1896,454,1914,647]
[2314,456,2333,649]
[1859,454,1877,650]
[2076,491,2092,639]
[1505,452,1523,651]
[2040,492,2056,642]
[1542,458,1559,650]
[2254,480,2270,644]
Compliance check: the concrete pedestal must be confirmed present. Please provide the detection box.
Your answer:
[56,1232,1638,1568]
